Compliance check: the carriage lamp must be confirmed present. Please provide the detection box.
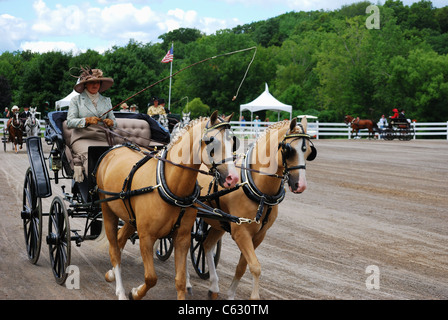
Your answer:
[50,149,62,171]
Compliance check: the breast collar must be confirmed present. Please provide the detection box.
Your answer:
[156,148,201,208]
[240,145,286,207]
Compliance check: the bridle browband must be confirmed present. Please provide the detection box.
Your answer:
[201,119,235,177]
[278,127,316,174]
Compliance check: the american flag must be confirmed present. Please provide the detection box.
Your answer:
[161,45,173,63]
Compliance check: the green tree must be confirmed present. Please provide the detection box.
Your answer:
[101,41,158,111]
[387,48,448,121]
[159,28,204,46]
[18,51,71,112]
[184,97,210,119]
[0,75,12,108]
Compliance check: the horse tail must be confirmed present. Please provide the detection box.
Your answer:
[94,219,109,251]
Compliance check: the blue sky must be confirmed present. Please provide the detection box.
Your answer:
[0,0,445,53]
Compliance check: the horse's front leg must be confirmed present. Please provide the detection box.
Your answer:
[174,214,196,300]
[228,231,261,300]
[203,228,226,299]
[129,233,157,300]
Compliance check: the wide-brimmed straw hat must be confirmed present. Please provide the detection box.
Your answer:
[74,67,114,93]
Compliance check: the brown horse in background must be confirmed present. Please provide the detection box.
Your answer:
[8,113,24,153]
[344,115,378,139]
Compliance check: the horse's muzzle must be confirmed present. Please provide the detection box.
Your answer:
[288,172,307,194]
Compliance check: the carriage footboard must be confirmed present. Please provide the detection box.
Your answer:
[26,136,52,198]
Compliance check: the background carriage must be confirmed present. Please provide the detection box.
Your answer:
[382,119,414,141]
[3,108,41,152]
[20,110,222,285]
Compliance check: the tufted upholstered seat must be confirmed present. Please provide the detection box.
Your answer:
[62,117,153,170]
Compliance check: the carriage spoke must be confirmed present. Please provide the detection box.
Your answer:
[48,196,70,284]
[22,168,42,264]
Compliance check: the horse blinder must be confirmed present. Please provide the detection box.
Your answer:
[279,139,316,162]
[307,145,317,161]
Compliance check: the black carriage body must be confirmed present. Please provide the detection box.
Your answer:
[383,119,414,141]
[21,110,170,284]
[26,137,52,198]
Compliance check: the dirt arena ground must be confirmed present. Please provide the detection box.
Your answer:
[1,138,447,301]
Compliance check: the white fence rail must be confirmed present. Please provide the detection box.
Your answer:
[230,120,448,140]
[1,118,447,140]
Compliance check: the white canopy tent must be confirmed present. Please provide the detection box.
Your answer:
[55,79,80,110]
[55,90,79,110]
[240,83,292,121]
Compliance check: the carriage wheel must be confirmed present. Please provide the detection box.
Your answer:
[155,237,174,261]
[22,168,43,264]
[190,218,221,280]
[47,196,71,285]
[384,128,394,140]
[398,128,405,141]
[404,128,412,141]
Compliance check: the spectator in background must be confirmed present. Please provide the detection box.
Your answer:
[147,97,166,117]
[240,115,246,127]
[120,103,130,112]
[3,107,10,118]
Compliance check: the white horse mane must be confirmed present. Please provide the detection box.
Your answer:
[166,116,206,150]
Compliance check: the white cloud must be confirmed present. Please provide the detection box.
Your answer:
[0,13,29,51]
[20,41,79,53]
[1,0,243,53]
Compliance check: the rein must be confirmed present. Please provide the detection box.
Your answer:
[202,127,314,227]
[94,118,252,231]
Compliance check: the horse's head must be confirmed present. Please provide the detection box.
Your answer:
[159,114,169,128]
[182,112,191,124]
[12,112,21,126]
[344,115,353,124]
[279,117,317,194]
[201,111,239,188]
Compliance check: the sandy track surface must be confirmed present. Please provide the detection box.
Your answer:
[1,138,447,300]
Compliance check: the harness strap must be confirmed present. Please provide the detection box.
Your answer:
[156,149,201,207]
[241,145,286,207]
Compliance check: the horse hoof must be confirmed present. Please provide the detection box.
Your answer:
[105,270,115,282]
[208,290,219,300]
[128,291,134,300]
[186,287,193,296]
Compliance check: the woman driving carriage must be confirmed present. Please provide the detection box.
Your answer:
[6,105,20,129]
[67,67,117,182]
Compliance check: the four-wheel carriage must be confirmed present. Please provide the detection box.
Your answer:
[382,119,414,141]
[21,111,222,285]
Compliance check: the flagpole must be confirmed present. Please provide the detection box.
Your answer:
[168,42,173,111]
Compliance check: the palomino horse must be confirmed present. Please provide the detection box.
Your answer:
[192,116,316,299]
[95,111,239,300]
[8,112,24,153]
[24,108,40,137]
[344,115,378,139]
